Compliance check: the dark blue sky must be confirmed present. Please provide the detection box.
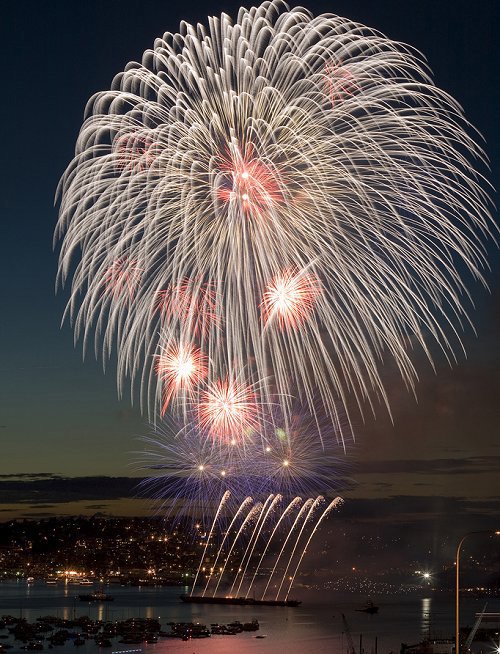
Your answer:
[1,0,499,527]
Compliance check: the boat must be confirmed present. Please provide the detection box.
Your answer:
[94,639,111,648]
[78,590,114,602]
[180,594,301,607]
[356,601,379,614]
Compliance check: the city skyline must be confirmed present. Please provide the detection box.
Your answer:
[1,0,499,546]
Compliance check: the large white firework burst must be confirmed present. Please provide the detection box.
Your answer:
[56,1,494,440]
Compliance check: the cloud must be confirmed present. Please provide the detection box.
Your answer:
[0,476,141,505]
[356,455,500,476]
[0,473,63,480]
[339,495,500,529]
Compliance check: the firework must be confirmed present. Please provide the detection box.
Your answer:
[217,143,285,218]
[154,278,220,338]
[113,133,159,172]
[262,268,322,330]
[154,341,208,414]
[258,425,350,498]
[56,1,494,442]
[198,378,261,444]
[103,257,142,300]
[137,424,248,527]
[139,403,351,523]
[323,60,359,106]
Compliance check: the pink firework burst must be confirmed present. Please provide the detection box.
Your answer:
[103,257,142,299]
[217,144,283,218]
[323,60,358,106]
[262,269,321,330]
[113,133,159,172]
[155,342,208,415]
[198,378,260,444]
[154,278,219,337]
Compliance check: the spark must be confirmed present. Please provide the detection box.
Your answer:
[217,144,285,218]
[154,279,219,337]
[137,424,251,529]
[198,378,260,443]
[155,342,208,414]
[103,257,142,300]
[323,60,359,106]
[262,269,322,330]
[113,133,158,172]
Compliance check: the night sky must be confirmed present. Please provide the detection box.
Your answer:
[1,0,499,546]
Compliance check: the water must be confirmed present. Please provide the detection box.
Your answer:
[1,582,498,654]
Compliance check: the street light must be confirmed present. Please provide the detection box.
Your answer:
[455,530,500,654]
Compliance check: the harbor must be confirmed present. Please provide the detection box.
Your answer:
[1,581,499,654]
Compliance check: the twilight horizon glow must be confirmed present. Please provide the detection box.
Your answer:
[56,0,494,446]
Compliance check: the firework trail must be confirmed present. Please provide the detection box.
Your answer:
[201,495,254,597]
[212,501,263,598]
[274,495,324,599]
[260,497,315,600]
[244,495,302,598]
[228,493,278,597]
[190,489,230,596]
[284,496,343,600]
[56,1,494,443]
[232,493,282,597]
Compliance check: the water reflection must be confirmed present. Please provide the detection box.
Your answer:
[421,597,431,639]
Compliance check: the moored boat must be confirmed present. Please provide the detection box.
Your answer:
[78,590,113,602]
[356,600,379,614]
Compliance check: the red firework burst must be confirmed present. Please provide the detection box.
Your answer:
[323,61,358,106]
[154,278,219,336]
[198,378,260,443]
[261,269,321,329]
[113,133,159,172]
[155,342,208,415]
[217,144,283,217]
[103,257,142,299]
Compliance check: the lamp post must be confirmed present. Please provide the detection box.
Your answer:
[455,530,500,654]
